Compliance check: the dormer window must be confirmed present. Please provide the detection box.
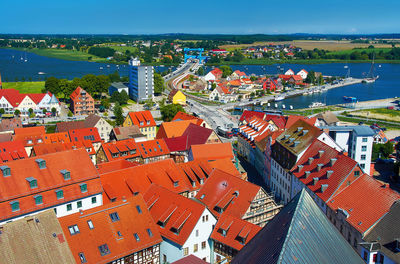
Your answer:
[60,169,71,180]
[147,120,150,125]
[129,149,136,155]
[27,140,33,144]
[173,181,179,187]
[0,165,11,177]
[35,159,46,169]
[55,189,64,200]
[10,200,19,212]
[140,121,144,126]
[26,177,38,189]
[80,183,87,193]
[34,195,43,205]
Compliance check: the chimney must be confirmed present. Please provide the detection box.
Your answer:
[326,170,333,178]
[317,163,324,172]
[313,177,319,185]
[308,157,314,165]
[330,158,337,167]
[305,171,311,178]
[297,165,304,172]
[318,150,325,158]
[321,184,328,193]
[302,130,309,136]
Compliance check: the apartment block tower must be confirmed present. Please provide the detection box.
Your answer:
[128,58,154,102]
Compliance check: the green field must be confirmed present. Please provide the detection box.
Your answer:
[328,48,391,55]
[2,81,45,93]
[29,48,106,62]
[108,45,138,53]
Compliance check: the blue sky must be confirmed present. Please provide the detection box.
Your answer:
[1,0,399,34]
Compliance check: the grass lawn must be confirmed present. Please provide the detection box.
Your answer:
[328,48,392,55]
[2,81,44,93]
[108,46,138,54]
[284,106,344,116]
[338,115,400,130]
[27,48,106,62]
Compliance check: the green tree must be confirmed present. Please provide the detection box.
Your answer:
[42,108,47,114]
[114,103,124,126]
[305,71,316,84]
[160,104,185,122]
[250,76,257,81]
[196,67,205,76]
[108,71,121,83]
[119,90,129,105]
[144,99,154,110]
[28,108,33,116]
[0,108,5,115]
[101,98,111,109]
[44,77,60,94]
[51,107,57,116]
[154,73,165,94]
[14,109,21,117]
[220,65,233,78]
[67,111,73,117]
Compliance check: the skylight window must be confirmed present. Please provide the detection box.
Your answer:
[109,212,120,222]
[68,225,80,235]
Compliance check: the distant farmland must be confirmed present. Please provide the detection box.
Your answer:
[220,40,393,51]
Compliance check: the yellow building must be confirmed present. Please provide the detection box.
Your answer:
[123,110,156,140]
[168,89,186,105]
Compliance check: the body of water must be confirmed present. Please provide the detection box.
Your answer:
[1,48,399,109]
[206,63,400,109]
[0,48,173,81]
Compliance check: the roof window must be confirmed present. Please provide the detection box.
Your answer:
[35,159,46,169]
[60,169,71,180]
[0,165,11,177]
[26,177,38,189]
[109,212,120,222]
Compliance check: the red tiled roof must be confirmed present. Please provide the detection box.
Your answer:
[0,140,27,162]
[164,136,188,152]
[59,195,162,264]
[96,159,140,175]
[211,68,223,76]
[291,139,359,202]
[190,143,234,161]
[208,158,241,178]
[210,213,261,251]
[98,139,140,163]
[328,174,400,234]
[56,120,85,132]
[0,149,101,222]
[172,112,204,126]
[265,114,286,130]
[144,184,208,246]
[69,86,93,101]
[13,126,46,146]
[68,127,101,143]
[43,132,71,144]
[239,110,265,123]
[137,139,170,159]
[156,120,198,139]
[100,159,190,203]
[0,118,22,132]
[285,115,317,129]
[127,111,156,128]
[182,123,213,146]
[32,140,96,156]
[195,169,261,219]
[172,255,209,264]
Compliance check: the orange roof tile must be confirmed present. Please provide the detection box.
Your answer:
[137,139,170,159]
[98,139,140,163]
[127,111,156,128]
[291,139,360,202]
[285,115,317,129]
[13,126,46,146]
[96,159,140,174]
[100,159,190,203]
[32,140,96,156]
[0,140,27,162]
[59,195,162,264]
[156,120,198,139]
[172,111,204,126]
[328,174,400,234]
[210,213,261,251]
[68,127,101,143]
[190,143,234,161]
[0,149,101,222]
[144,184,209,246]
[207,158,241,178]
[195,169,261,219]
[43,132,71,144]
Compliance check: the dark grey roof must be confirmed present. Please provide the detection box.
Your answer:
[110,82,128,89]
[363,201,400,262]
[84,114,101,127]
[322,125,375,137]
[231,189,364,264]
